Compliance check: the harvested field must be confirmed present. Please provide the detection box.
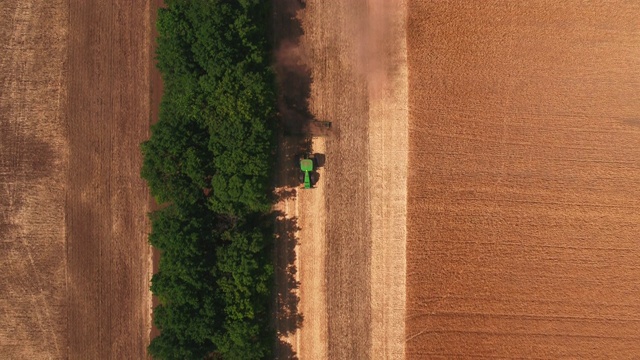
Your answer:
[407,1,640,358]
[304,1,374,357]
[0,2,68,358]
[1,1,153,358]
[67,1,152,358]
[273,0,408,358]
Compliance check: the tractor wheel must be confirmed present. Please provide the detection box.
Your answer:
[298,171,305,184]
[310,172,319,185]
[308,154,318,168]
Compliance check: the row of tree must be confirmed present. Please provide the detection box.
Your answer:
[141,1,276,358]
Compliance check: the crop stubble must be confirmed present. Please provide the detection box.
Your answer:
[293,0,408,358]
[0,2,68,358]
[67,1,152,358]
[303,1,373,358]
[407,1,640,358]
[1,1,152,359]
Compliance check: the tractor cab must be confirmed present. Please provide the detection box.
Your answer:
[299,155,316,189]
[300,158,313,189]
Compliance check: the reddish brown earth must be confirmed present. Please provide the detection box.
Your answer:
[1,1,153,358]
[67,2,152,358]
[407,2,640,358]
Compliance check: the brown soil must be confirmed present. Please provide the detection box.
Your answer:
[66,2,152,358]
[407,2,640,358]
[1,1,153,358]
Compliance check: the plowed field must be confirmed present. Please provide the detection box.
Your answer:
[1,1,153,358]
[67,2,152,358]
[407,2,640,358]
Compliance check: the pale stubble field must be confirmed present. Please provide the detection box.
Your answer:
[1,1,153,358]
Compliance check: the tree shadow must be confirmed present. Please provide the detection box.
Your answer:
[273,186,298,203]
[272,0,312,137]
[274,340,298,360]
[270,0,315,358]
[272,210,304,359]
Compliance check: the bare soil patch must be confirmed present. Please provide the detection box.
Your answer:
[407,2,640,358]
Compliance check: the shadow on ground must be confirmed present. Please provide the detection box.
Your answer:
[271,0,313,358]
[273,211,304,359]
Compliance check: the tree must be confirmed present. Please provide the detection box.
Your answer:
[144,1,277,358]
[141,102,213,208]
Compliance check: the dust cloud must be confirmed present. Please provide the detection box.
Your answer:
[273,0,313,136]
[355,0,395,100]
[273,0,399,129]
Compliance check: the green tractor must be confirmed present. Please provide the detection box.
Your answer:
[299,154,319,189]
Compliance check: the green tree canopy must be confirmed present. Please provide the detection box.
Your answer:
[143,0,277,359]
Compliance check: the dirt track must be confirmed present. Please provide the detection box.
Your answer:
[1,1,153,358]
[406,2,640,358]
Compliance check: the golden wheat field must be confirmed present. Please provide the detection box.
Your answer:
[406,1,640,358]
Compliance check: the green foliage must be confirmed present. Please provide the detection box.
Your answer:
[149,330,211,360]
[142,1,276,359]
[141,103,212,208]
[149,0,275,217]
[211,227,273,358]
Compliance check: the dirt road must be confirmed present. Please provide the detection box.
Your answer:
[1,1,153,358]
